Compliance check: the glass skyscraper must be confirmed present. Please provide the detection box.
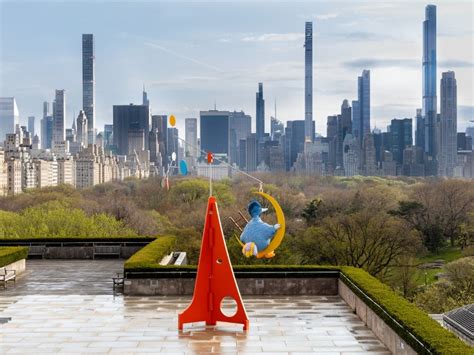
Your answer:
[0,97,19,144]
[256,83,265,142]
[113,104,150,155]
[304,21,313,143]
[439,71,457,177]
[358,70,371,145]
[422,5,437,158]
[200,110,229,155]
[82,34,95,143]
[53,89,66,143]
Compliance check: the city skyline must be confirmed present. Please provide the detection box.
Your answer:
[0,1,473,138]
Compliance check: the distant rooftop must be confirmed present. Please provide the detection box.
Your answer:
[443,304,474,345]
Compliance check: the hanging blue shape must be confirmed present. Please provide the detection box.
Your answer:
[179,160,188,175]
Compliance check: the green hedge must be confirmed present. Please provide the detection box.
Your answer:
[0,247,29,268]
[0,236,155,242]
[339,266,472,355]
[124,236,471,354]
[124,236,176,270]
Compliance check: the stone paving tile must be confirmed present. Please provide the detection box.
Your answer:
[0,260,390,354]
[0,295,390,354]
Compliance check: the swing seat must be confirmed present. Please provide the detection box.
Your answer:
[236,192,286,259]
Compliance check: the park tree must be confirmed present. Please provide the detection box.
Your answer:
[391,180,474,252]
[299,211,418,276]
[415,257,474,313]
[386,256,421,299]
[390,200,444,253]
[301,198,322,226]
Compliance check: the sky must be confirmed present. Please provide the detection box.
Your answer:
[1,0,473,138]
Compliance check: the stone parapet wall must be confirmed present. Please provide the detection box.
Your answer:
[3,259,26,275]
[338,279,417,355]
[124,277,338,296]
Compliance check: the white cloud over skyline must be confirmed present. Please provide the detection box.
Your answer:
[0,0,473,137]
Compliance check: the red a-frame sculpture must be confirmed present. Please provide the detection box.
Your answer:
[178,196,249,330]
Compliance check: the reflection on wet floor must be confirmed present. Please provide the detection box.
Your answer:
[0,260,390,354]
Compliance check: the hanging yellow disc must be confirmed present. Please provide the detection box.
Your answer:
[170,115,176,127]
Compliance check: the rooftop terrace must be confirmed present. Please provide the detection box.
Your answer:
[0,260,389,354]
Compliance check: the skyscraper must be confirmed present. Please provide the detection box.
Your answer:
[422,5,437,159]
[304,21,313,142]
[142,85,149,106]
[285,120,315,170]
[53,90,66,143]
[41,101,53,149]
[0,97,19,143]
[356,70,370,146]
[351,100,360,144]
[76,110,88,148]
[152,115,168,167]
[200,110,229,155]
[439,71,457,177]
[229,111,251,165]
[337,99,352,168]
[389,118,413,164]
[326,115,338,171]
[113,104,150,155]
[256,83,265,142]
[28,116,35,137]
[167,127,179,159]
[82,34,95,143]
[185,118,198,158]
[415,108,425,150]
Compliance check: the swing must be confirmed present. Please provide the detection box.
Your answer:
[235,191,286,259]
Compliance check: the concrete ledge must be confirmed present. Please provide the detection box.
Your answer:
[3,258,26,275]
[0,241,152,260]
[338,279,417,355]
[124,277,338,296]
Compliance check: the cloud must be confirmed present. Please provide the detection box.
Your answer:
[343,32,391,41]
[143,41,223,73]
[342,58,418,69]
[241,33,304,42]
[315,13,338,20]
[439,60,474,68]
[459,105,474,119]
[343,58,474,70]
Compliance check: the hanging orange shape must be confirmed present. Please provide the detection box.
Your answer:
[207,151,214,164]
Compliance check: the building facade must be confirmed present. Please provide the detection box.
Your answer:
[439,71,457,177]
[256,83,265,143]
[82,34,95,144]
[200,110,230,155]
[0,97,19,145]
[423,4,438,162]
[113,104,150,156]
[53,90,66,144]
[304,21,313,143]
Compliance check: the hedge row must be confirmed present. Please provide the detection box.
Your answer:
[339,266,472,355]
[0,247,29,268]
[124,236,472,354]
[0,236,155,242]
[124,236,176,270]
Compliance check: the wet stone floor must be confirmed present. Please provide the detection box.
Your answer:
[0,260,390,354]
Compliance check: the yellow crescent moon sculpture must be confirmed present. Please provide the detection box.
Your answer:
[236,191,286,259]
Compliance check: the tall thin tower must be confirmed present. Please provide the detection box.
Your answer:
[53,90,66,143]
[422,5,437,158]
[82,34,95,144]
[304,21,313,143]
[256,82,265,142]
[439,71,457,177]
